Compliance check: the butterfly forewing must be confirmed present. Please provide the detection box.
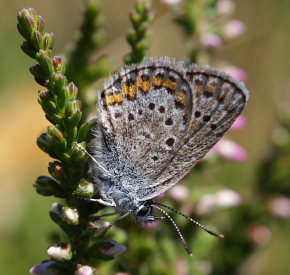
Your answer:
[95,58,196,196]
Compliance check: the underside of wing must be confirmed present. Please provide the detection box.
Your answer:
[140,64,249,200]
[94,58,195,196]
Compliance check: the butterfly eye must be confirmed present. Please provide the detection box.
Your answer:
[136,205,151,217]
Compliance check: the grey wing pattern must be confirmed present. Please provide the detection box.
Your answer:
[93,58,195,197]
[140,64,249,201]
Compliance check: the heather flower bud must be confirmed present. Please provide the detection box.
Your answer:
[31,30,43,50]
[169,184,189,201]
[52,56,64,71]
[50,202,64,224]
[70,142,88,161]
[17,9,38,40]
[43,33,55,50]
[33,176,62,197]
[223,20,246,39]
[230,115,247,131]
[100,240,127,257]
[36,50,55,78]
[87,219,110,237]
[48,161,63,181]
[214,138,247,162]
[65,82,78,101]
[201,34,222,49]
[47,126,65,143]
[38,90,58,115]
[47,243,72,261]
[37,133,54,154]
[217,0,235,15]
[222,65,247,82]
[62,206,79,225]
[51,73,67,95]
[75,265,96,275]
[65,100,82,126]
[29,260,58,275]
[74,179,94,198]
[20,41,36,58]
[78,119,96,142]
[37,15,45,34]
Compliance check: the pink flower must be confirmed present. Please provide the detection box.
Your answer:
[176,258,188,275]
[201,34,223,49]
[248,224,271,246]
[169,184,189,201]
[196,188,242,215]
[47,243,72,261]
[217,0,235,15]
[230,115,247,131]
[223,20,246,39]
[269,196,290,218]
[214,138,247,162]
[222,65,248,82]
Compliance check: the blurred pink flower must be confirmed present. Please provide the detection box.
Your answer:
[169,184,190,201]
[76,265,96,275]
[196,188,242,215]
[144,221,159,229]
[223,20,246,39]
[222,65,247,82]
[30,261,58,275]
[248,224,271,246]
[214,138,247,162]
[230,115,247,131]
[217,0,235,15]
[269,196,290,218]
[161,0,182,5]
[201,34,223,49]
[176,258,188,275]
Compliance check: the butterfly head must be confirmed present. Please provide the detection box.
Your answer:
[133,200,155,223]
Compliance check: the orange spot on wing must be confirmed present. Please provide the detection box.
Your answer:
[137,76,151,93]
[105,92,124,105]
[164,80,177,91]
[122,84,138,99]
[152,76,163,87]
[195,83,202,95]
[175,92,186,105]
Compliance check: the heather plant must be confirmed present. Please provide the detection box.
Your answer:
[17,0,290,275]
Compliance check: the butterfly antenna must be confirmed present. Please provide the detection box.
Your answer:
[75,143,112,177]
[152,205,194,256]
[153,202,224,239]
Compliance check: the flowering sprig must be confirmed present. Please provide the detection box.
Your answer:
[124,0,155,64]
[17,7,125,274]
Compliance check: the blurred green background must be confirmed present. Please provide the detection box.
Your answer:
[1,0,290,274]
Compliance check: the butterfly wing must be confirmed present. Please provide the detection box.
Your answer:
[94,58,196,198]
[140,64,249,200]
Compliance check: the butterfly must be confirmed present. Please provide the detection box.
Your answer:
[81,57,249,255]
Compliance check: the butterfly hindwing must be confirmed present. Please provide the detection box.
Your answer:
[140,64,249,200]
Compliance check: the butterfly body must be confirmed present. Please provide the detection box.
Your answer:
[91,57,249,222]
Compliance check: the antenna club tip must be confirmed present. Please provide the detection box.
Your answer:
[219,234,225,239]
[189,253,194,257]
